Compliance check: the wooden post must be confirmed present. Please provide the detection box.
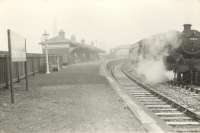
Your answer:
[17,62,20,82]
[38,57,41,72]
[38,57,40,72]
[7,29,14,103]
[25,40,28,91]
[195,72,198,84]
[6,55,9,89]
[24,61,28,91]
[36,56,40,72]
[32,57,35,76]
[57,56,60,71]
[190,71,193,85]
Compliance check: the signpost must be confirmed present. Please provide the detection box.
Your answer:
[42,31,50,74]
[24,40,28,91]
[7,29,28,103]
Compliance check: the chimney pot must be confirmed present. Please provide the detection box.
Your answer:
[183,24,192,31]
[59,30,65,38]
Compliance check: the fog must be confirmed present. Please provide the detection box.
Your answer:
[0,0,200,53]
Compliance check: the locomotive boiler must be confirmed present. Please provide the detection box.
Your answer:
[165,24,200,85]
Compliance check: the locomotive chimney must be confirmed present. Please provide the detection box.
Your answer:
[183,24,192,31]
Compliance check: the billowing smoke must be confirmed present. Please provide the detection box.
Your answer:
[135,31,181,84]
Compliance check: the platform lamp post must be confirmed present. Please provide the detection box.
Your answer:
[43,31,50,74]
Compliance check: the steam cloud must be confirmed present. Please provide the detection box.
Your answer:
[135,31,181,84]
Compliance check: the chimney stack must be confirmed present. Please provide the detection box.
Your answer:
[59,30,65,38]
[183,24,192,31]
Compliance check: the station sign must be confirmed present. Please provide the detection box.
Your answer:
[9,30,26,62]
[7,29,28,104]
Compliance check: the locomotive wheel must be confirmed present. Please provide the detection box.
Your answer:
[177,72,182,84]
[195,71,200,85]
[183,72,190,84]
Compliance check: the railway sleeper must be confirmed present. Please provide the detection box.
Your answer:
[129,93,153,95]
[151,109,179,113]
[138,99,162,102]
[160,116,193,121]
[167,121,200,126]
[143,102,168,105]
[132,95,155,97]
[150,108,177,111]
[134,96,159,99]
[130,92,152,95]
[164,119,197,122]
[174,127,200,133]
[155,112,184,116]
[126,86,144,89]
[145,104,171,108]
[140,100,165,103]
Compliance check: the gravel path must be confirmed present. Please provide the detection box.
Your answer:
[0,62,146,133]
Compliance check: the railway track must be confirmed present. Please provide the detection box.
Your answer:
[109,62,200,133]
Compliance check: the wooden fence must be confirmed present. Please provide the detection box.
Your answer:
[0,51,62,88]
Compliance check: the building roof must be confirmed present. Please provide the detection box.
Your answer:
[40,30,78,47]
[40,30,105,53]
[45,36,71,44]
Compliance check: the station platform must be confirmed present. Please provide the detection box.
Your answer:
[0,62,146,133]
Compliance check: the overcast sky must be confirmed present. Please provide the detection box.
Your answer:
[0,0,200,53]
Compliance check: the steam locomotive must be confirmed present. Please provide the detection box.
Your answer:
[129,24,200,85]
[165,24,200,85]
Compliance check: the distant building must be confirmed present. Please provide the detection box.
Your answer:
[40,30,77,65]
[70,34,76,42]
[40,30,105,65]
[110,45,130,58]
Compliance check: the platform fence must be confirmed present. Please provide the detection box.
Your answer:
[0,51,62,88]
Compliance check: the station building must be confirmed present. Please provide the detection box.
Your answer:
[40,30,104,65]
[109,45,130,58]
